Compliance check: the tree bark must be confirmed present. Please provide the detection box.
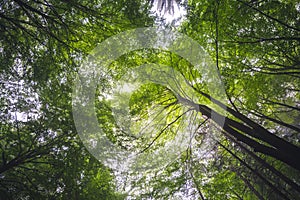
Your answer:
[177,94,300,171]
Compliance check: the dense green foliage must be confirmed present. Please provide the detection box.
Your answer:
[1,0,300,199]
[0,0,152,199]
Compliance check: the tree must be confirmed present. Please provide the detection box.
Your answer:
[1,0,300,199]
[0,0,153,199]
[89,0,300,199]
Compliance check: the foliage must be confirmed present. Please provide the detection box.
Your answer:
[1,0,300,199]
[0,0,153,199]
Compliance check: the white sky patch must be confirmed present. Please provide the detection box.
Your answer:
[295,3,300,12]
[150,0,187,26]
[116,82,139,94]
[0,59,41,123]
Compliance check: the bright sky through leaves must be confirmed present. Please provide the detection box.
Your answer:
[150,0,187,26]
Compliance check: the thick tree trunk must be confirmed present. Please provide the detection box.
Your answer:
[177,95,300,171]
[223,131,300,194]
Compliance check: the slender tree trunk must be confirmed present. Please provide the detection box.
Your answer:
[232,168,265,200]
[223,131,300,194]
[218,141,290,200]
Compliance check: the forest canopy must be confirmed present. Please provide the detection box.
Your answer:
[0,0,300,199]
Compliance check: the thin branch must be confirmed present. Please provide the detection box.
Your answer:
[222,129,300,194]
[218,141,290,200]
[237,0,300,32]
[139,108,193,153]
[221,37,300,44]
[232,168,265,200]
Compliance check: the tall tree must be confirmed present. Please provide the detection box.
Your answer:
[1,0,300,199]
[0,0,153,199]
[91,0,300,199]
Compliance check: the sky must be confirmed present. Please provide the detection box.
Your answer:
[150,0,187,26]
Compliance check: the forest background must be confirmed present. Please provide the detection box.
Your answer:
[0,0,300,199]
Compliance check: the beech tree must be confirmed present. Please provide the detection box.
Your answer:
[92,0,300,199]
[1,0,300,199]
[0,0,152,199]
